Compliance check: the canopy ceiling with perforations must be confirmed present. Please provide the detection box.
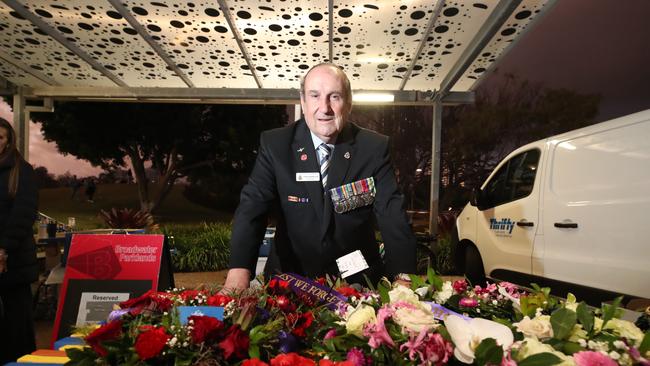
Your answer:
[0,0,555,104]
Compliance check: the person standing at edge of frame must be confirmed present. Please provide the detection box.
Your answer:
[223,63,417,291]
[0,117,39,364]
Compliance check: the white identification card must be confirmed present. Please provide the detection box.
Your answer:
[336,250,369,278]
[296,172,320,182]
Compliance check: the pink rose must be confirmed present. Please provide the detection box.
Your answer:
[459,297,479,308]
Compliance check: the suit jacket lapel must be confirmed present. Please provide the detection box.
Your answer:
[291,120,323,221]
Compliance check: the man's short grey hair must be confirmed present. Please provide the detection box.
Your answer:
[299,63,352,104]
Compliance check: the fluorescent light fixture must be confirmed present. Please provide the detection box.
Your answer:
[352,93,394,103]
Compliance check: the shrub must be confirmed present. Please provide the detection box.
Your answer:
[161,222,231,272]
[99,207,158,231]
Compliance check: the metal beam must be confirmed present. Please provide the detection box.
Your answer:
[106,0,195,88]
[399,0,445,90]
[467,0,560,91]
[12,87,28,160]
[428,99,442,235]
[328,0,334,62]
[0,75,16,95]
[0,49,60,86]
[437,0,522,97]
[217,0,263,88]
[1,0,127,87]
[25,97,54,113]
[24,86,473,105]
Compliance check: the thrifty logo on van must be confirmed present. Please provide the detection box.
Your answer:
[489,218,515,236]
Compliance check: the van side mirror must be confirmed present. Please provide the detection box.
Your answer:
[469,188,479,206]
[472,188,491,211]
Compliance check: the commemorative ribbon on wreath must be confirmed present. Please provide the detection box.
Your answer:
[329,177,376,214]
[273,273,348,310]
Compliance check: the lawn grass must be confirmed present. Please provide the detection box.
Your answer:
[38,183,233,229]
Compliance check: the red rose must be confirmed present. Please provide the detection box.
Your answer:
[319,360,355,366]
[452,279,468,294]
[179,289,202,302]
[134,326,170,360]
[275,295,296,313]
[120,290,156,309]
[189,315,224,344]
[288,311,314,338]
[151,292,174,311]
[207,293,234,306]
[269,278,290,294]
[85,320,123,357]
[335,286,361,298]
[218,324,250,360]
[315,277,327,285]
[243,359,270,366]
[270,353,316,366]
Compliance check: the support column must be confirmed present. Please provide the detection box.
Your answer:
[294,103,301,122]
[12,87,29,161]
[428,99,442,236]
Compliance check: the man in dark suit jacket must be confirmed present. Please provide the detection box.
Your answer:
[224,63,416,290]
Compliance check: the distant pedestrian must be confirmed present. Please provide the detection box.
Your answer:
[85,179,96,203]
[70,177,82,200]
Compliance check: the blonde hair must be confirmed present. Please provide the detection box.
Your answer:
[0,117,23,198]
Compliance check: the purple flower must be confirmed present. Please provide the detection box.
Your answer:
[256,306,270,322]
[107,308,130,322]
[277,330,299,354]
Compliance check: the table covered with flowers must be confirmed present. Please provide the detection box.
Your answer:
[64,270,650,366]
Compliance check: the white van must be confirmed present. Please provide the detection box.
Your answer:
[453,110,650,305]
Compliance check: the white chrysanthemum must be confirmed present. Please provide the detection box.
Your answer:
[433,281,454,304]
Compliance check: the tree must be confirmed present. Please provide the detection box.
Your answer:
[352,105,433,210]
[32,102,287,212]
[32,165,59,189]
[439,73,601,209]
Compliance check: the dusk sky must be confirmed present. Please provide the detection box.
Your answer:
[2,0,649,177]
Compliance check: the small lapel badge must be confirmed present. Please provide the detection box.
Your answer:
[288,195,309,203]
[297,147,305,152]
[300,153,307,161]
[344,151,350,159]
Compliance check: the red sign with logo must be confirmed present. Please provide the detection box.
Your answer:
[52,234,167,343]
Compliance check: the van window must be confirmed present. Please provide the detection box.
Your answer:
[482,149,540,208]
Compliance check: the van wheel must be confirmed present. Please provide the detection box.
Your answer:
[464,245,486,286]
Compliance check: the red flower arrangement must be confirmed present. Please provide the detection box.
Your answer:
[84,319,123,357]
[66,271,649,366]
[134,326,171,360]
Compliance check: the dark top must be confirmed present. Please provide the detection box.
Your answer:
[0,152,38,288]
[229,119,416,282]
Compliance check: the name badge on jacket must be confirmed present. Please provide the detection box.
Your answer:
[296,172,320,182]
[329,177,376,213]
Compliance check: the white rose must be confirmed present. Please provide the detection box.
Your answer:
[393,304,438,332]
[517,338,575,366]
[345,304,376,337]
[603,318,644,344]
[514,315,553,339]
[388,285,420,305]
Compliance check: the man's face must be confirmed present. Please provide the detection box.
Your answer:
[300,65,352,143]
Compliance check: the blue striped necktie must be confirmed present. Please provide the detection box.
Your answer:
[318,143,331,188]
